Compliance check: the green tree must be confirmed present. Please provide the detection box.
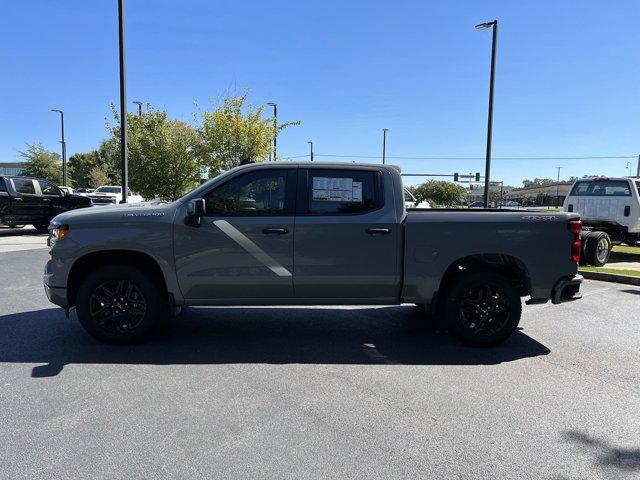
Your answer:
[18,143,62,183]
[68,151,99,187]
[522,178,555,188]
[108,106,204,201]
[408,180,466,207]
[198,92,300,175]
[88,166,110,188]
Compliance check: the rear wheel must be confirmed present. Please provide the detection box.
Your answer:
[443,270,522,347]
[76,264,167,344]
[32,223,49,233]
[583,231,611,267]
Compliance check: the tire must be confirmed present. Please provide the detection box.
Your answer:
[32,223,49,233]
[8,224,25,229]
[583,231,611,267]
[75,264,168,344]
[442,270,522,347]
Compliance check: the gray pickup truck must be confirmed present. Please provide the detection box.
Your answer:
[44,162,583,346]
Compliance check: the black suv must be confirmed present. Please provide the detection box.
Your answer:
[0,176,92,232]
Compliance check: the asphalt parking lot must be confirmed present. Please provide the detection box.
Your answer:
[1,229,639,480]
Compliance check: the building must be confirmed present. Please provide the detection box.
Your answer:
[0,162,25,176]
[505,182,572,206]
[466,183,515,203]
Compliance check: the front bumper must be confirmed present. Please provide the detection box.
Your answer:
[44,282,68,308]
[551,274,583,304]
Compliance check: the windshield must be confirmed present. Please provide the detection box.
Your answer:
[95,186,122,194]
[569,180,631,197]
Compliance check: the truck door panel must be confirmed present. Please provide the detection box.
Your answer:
[9,178,45,223]
[293,168,400,300]
[173,168,297,301]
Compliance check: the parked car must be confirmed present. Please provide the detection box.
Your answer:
[45,162,583,346]
[563,176,640,266]
[0,176,92,232]
[88,186,143,205]
[501,200,520,207]
[75,187,95,196]
[59,186,75,195]
[467,201,485,208]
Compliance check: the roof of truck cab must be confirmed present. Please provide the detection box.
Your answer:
[232,161,401,171]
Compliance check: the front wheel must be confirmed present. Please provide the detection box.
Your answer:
[443,270,522,347]
[76,264,168,344]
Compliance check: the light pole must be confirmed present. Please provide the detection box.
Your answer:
[117,0,129,203]
[132,100,142,117]
[51,109,67,186]
[307,141,314,162]
[382,128,388,164]
[556,166,562,207]
[636,154,640,177]
[267,102,277,162]
[475,19,498,208]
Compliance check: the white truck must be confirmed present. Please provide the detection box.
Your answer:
[88,186,143,206]
[563,177,640,265]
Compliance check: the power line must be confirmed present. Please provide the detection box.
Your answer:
[311,154,637,161]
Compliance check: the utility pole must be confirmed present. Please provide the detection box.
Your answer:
[132,100,142,117]
[117,0,129,203]
[636,154,640,177]
[307,141,314,162]
[475,19,498,208]
[50,109,67,186]
[382,128,388,164]
[556,166,562,207]
[267,103,277,162]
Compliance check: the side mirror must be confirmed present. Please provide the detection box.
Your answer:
[185,198,206,226]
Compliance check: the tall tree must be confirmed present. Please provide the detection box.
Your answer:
[198,92,300,176]
[408,181,466,207]
[18,143,62,183]
[108,106,204,201]
[88,166,110,188]
[522,178,556,188]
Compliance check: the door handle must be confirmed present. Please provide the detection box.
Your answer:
[366,227,391,235]
[14,198,23,201]
[43,198,51,203]
[262,227,289,235]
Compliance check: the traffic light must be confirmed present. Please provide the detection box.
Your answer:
[475,172,481,182]
[454,172,459,182]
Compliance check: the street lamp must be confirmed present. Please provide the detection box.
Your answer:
[132,100,142,117]
[307,141,314,162]
[382,128,388,164]
[267,102,277,162]
[475,19,498,208]
[117,0,129,203]
[50,109,67,186]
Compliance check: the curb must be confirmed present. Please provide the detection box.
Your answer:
[579,270,640,286]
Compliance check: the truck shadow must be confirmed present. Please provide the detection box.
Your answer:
[563,430,640,473]
[0,306,551,378]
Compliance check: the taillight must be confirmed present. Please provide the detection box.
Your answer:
[568,219,582,262]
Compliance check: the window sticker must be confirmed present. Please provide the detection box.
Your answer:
[312,177,363,202]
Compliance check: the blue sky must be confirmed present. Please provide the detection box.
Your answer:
[1,0,638,187]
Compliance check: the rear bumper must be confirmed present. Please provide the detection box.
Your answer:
[551,274,583,304]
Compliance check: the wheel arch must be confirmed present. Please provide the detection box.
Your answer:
[434,253,531,311]
[67,250,169,308]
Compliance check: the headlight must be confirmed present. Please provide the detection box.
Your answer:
[49,224,69,247]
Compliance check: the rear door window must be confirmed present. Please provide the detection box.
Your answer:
[0,178,6,194]
[11,178,36,195]
[570,180,631,196]
[305,169,381,214]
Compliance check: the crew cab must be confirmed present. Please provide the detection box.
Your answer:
[563,177,640,266]
[88,185,143,205]
[0,176,91,232]
[44,163,583,346]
